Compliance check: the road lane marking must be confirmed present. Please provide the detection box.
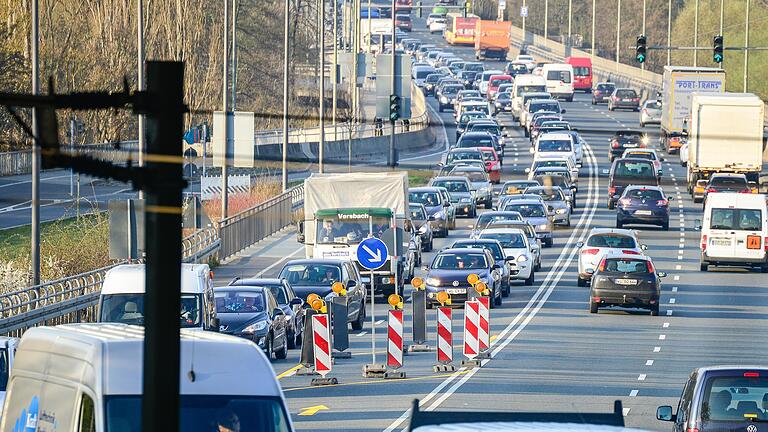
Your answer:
[252,246,304,278]
[675,265,682,270]
[375,320,385,325]
[667,310,673,316]
[629,390,639,397]
[623,408,631,416]
[646,360,654,366]
[669,298,676,304]
[276,364,303,379]
[672,286,678,292]
[674,275,680,281]
[356,331,368,337]
[638,374,646,381]
[654,346,661,352]
[663,322,670,328]
[659,334,666,340]
[298,405,329,416]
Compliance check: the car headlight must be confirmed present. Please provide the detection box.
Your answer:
[243,321,268,334]
[517,255,529,262]
[440,96,448,103]
[434,210,446,219]
[460,197,471,203]
[537,224,549,231]
[555,208,567,214]
[418,225,428,234]
[495,102,502,107]
[426,277,440,286]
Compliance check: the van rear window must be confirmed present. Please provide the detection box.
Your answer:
[614,161,655,178]
[701,375,768,423]
[710,208,762,231]
[573,66,590,76]
[547,70,571,83]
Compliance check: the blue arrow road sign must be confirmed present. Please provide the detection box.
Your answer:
[356,237,388,270]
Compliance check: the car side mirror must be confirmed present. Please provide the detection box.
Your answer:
[421,265,429,272]
[347,280,358,289]
[561,109,566,114]
[443,201,451,207]
[576,241,584,248]
[657,272,667,278]
[641,244,648,251]
[602,169,610,175]
[585,268,595,275]
[659,156,665,162]
[290,297,304,306]
[656,406,675,422]
[428,215,436,221]
[492,264,501,270]
[273,307,285,318]
[694,219,702,231]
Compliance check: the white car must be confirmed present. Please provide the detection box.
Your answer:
[478,228,535,285]
[621,148,664,177]
[531,132,577,167]
[477,69,504,96]
[426,13,443,27]
[514,54,536,71]
[429,18,446,34]
[679,141,689,167]
[527,155,579,181]
[576,228,647,286]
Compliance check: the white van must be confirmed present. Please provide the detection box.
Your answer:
[542,63,575,101]
[511,75,547,120]
[477,69,503,96]
[0,338,18,415]
[98,264,218,331]
[699,193,768,272]
[0,324,293,432]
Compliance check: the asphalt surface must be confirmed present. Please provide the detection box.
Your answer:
[206,10,768,432]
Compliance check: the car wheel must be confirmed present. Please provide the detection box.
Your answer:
[565,217,571,227]
[484,199,493,209]
[351,303,365,331]
[524,271,535,286]
[591,99,596,105]
[640,121,645,127]
[274,333,288,360]
[428,238,434,251]
[616,218,623,228]
[287,329,296,349]
[589,300,598,314]
[535,260,541,271]
[545,238,553,248]
[607,199,615,210]
[700,261,709,272]
[761,263,768,273]
[265,335,273,360]
[494,290,503,306]
[470,207,477,218]
[502,281,510,296]
[438,105,444,112]
[577,277,586,287]
[650,304,659,316]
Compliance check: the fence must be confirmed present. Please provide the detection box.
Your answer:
[0,141,139,177]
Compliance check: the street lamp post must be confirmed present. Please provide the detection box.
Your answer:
[137,0,145,200]
[221,0,230,219]
[667,0,672,65]
[615,0,621,70]
[744,0,750,92]
[282,0,290,191]
[31,0,40,285]
[544,0,548,41]
[319,0,326,173]
[591,0,596,60]
[693,0,699,66]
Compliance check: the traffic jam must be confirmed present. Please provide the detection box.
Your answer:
[2,1,767,431]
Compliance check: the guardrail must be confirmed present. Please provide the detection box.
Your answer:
[0,141,139,177]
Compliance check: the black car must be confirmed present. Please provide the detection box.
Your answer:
[423,248,502,307]
[608,130,646,162]
[229,278,305,349]
[213,286,288,359]
[607,158,659,209]
[459,70,478,89]
[589,253,666,315]
[591,82,616,104]
[278,259,367,330]
[451,239,512,298]
[424,73,444,95]
[657,366,768,432]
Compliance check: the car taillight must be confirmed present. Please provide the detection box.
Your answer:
[598,258,607,271]
[656,199,668,207]
[593,296,601,302]
[582,248,600,255]
[701,234,707,251]
[622,250,641,255]
[633,98,640,102]
[764,237,768,252]
[619,198,632,206]
[706,188,717,193]
[739,188,752,194]
[686,428,699,432]
[646,260,655,273]
[611,140,620,148]
[745,372,761,377]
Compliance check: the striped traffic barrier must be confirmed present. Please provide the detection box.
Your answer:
[387,309,404,369]
[477,296,490,352]
[461,300,483,368]
[308,298,337,386]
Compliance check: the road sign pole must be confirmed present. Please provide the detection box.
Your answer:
[370,269,375,364]
[358,236,389,377]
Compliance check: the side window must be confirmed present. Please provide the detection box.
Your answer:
[267,292,277,312]
[79,393,96,432]
[676,373,697,425]
[342,264,351,283]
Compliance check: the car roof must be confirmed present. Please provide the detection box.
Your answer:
[624,185,663,192]
[283,258,346,266]
[409,186,443,192]
[439,247,489,255]
[601,251,650,261]
[453,238,502,246]
[452,166,485,173]
[229,278,283,286]
[432,176,470,182]
[480,227,526,235]
[507,199,546,206]
[102,264,209,295]
[588,228,639,237]
[461,131,494,138]
[710,172,747,178]
[537,132,573,140]
[449,148,482,153]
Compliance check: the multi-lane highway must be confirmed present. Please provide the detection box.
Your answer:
[204,10,768,432]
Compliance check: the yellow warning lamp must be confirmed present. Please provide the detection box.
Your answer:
[388,294,404,310]
[467,273,479,286]
[474,281,489,296]
[332,282,347,296]
[310,298,327,313]
[307,293,320,305]
[411,277,425,290]
[436,291,451,306]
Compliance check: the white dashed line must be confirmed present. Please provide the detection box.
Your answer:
[667,310,673,316]
[375,320,385,325]
[646,360,655,366]
[659,334,667,340]
[356,331,368,337]
[622,408,631,417]
[672,286,678,292]
[638,374,647,381]
[675,265,682,270]
[663,322,670,328]
[669,298,676,304]
[654,346,662,352]
[674,275,680,281]
[629,389,639,397]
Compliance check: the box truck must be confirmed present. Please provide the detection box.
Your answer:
[474,20,511,60]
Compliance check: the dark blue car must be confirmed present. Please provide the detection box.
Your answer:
[615,185,670,230]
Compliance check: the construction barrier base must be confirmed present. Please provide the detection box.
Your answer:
[384,370,406,379]
[476,351,491,360]
[362,363,388,378]
[332,350,352,359]
[408,344,433,353]
[295,366,318,376]
[460,359,483,369]
[433,363,455,373]
[310,377,339,386]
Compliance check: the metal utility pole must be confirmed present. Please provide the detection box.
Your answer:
[30,0,40,286]
[221,0,230,219]
[544,0,549,41]
[693,0,699,66]
[615,0,621,69]
[352,0,359,121]
[719,0,724,35]
[333,0,338,142]
[567,0,572,45]
[641,0,646,71]
[367,0,372,53]
[667,0,672,65]
[744,0,750,92]
[231,0,238,110]
[389,0,396,168]
[591,0,596,59]
[137,0,146,199]
[521,0,526,34]
[319,0,326,173]
[282,0,290,191]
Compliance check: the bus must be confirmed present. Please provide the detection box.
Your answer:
[444,12,479,45]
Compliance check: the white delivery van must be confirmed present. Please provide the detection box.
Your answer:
[0,324,293,432]
[0,338,18,417]
[511,75,547,120]
[98,264,218,331]
[542,63,575,101]
[699,193,768,272]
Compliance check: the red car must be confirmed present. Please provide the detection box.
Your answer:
[395,14,412,31]
[477,146,502,184]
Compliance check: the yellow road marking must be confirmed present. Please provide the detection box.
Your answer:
[276,364,302,379]
[298,405,329,416]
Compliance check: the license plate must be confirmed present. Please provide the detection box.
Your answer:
[622,99,633,102]
[711,239,731,246]
[446,288,465,294]
[624,143,638,147]
[634,210,652,216]
[615,279,637,285]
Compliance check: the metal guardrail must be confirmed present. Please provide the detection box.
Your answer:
[0,150,33,176]
[0,141,139,177]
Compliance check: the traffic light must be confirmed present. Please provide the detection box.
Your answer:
[713,35,724,63]
[389,94,401,122]
[635,35,647,63]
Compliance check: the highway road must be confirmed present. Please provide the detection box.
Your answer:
[206,10,768,432]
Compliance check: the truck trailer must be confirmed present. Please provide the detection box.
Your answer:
[474,20,511,60]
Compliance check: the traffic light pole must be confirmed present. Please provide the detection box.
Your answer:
[389,0,396,168]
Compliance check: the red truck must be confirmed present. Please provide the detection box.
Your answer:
[565,57,593,92]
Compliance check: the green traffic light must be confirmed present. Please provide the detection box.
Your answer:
[714,54,723,63]
[636,54,646,63]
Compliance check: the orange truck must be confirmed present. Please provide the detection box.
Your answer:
[474,20,511,60]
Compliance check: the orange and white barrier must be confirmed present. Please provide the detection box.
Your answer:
[312,314,332,377]
[477,296,490,351]
[437,306,453,364]
[463,301,480,360]
[387,309,404,369]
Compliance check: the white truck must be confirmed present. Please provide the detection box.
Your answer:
[298,172,411,296]
[686,93,765,191]
[660,66,725,154]
[361,18,393,53]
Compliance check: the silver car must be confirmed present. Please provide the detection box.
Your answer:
[469,211,523,239]
[501,199,554,248]
[525,186,572,226]
[429,176,477,218]
[639,100,662,127]
[487,220,542,271]
[451,166,493,209]
[575,228,647,286]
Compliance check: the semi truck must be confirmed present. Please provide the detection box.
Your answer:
[474,20,511,60]
[685,93,765,190]
[660,66,725,154]
[297,172,411,296]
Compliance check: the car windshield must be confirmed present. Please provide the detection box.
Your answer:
[410,191,441,206]
[644,100,662,109]
[414,69,433,79]
[624,189,664,200]
[214,291,265,313]
[504,182,539,194]
[471,125,499,134]
[710,177,748,189]
[453,242,504,260]
[409,206,428,220]
[601,258,649,273]
[535,160,568,169]
[459,136,494,147]
[477,214,523,229]
[573,66,590,76]
[597,84,616,91]
[710,208,762,231]
[432,253,488,270]
[516,85,547,96]
[481,150,497,161]
[425,74,441,83]
[614,161,656,178]
[700,375,768,424]
[460,113,485,124]
[480,232,527,249]
[538,140,572,152]
[99,294,202,328]
[461,171,487,182]
[315,215,390,244]
[432,180,469,193]
[625,151,656,160]
[615,89,637,98]
[505,204,546,218]
[528,188,564,201]
[105,396,291,432]
[530,102,560,112]
[279,264,341,286]
[587,234,637,248]
[0,348,8,392]
[546,70,571,83]
[448,151,482,163]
